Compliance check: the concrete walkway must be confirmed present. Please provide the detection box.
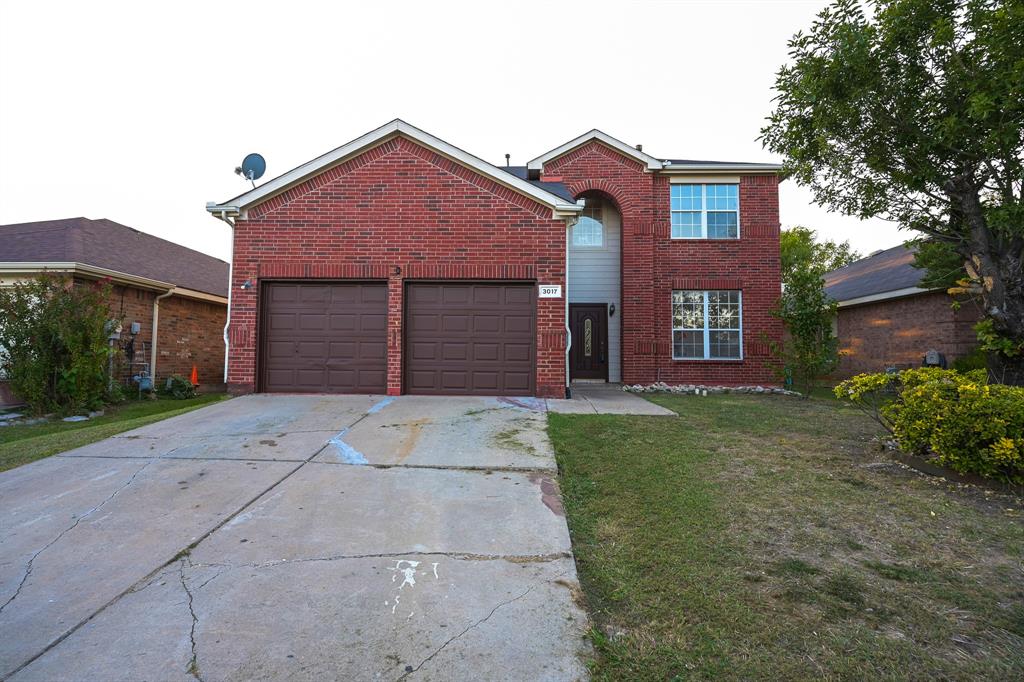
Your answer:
[547,383,677,416]
[0,395,589,681]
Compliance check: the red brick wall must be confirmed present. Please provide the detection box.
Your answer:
[155,296,227,387]
[105,282,226,389]
[228,135,568,397]
[835,292,982,377]
[546,141,783,386]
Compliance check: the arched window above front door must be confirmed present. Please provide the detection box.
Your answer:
[572,194,604,247]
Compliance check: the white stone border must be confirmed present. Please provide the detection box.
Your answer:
[622,382,802,397]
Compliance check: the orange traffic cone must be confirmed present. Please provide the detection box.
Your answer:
[190,365,199,386]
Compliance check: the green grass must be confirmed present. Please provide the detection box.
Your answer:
[0,394,227,472]
[549,393,1024,680]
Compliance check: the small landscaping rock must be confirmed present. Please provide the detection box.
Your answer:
[623,383,802,398]
[62,415,89,422]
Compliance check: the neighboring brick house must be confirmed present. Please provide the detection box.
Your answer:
[825,244,982,378]
[207,120,783,398]
[0,218,228,406]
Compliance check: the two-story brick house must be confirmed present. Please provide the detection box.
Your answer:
[208,120,783,398]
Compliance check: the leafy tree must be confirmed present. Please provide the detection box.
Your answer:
[0,274,115,415]
[780,226,860,282]
[908,237,967,289]
[771,230,844,396]
[762,0,1024,384]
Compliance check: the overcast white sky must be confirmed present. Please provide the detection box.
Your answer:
[0,0,905,263]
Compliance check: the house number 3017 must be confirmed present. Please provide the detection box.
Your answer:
[538,285,562,298]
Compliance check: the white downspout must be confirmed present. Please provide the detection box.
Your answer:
[211,210,236,385]
[150,288,175,383]
[564,218,574,397]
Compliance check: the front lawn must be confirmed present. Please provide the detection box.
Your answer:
[0,394,227,472]
[550,394,1024,680]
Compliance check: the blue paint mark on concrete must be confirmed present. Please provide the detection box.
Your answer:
[329,427,368,464]
[366,396,395,414]
[498,396,546,412]
[329,397,394,464]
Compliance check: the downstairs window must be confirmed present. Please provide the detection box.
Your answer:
[672,290,742,359]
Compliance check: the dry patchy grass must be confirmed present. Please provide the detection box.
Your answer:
[549,394,1024,680]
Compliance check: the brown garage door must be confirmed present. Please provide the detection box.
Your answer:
[261,282,387,393]
[405,283,535,396]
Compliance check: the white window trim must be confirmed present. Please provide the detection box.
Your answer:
[671,289,744,361]
[670,183,741,240]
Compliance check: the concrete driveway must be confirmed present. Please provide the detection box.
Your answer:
[0,395,589,681]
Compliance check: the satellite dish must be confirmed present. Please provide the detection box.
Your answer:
[234,153,266,187]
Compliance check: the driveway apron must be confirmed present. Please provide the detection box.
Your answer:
[0,395,588,681]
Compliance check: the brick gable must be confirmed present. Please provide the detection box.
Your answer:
[228,135,569,396]
[548,141,783,386]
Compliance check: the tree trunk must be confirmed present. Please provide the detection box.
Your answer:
[988,352,1024,387]
[949,178,1024,386]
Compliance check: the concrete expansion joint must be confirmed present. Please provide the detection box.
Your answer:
[0,458,154,619]
[310,461,556,475]
[203,551,573,574]
[397,568,569,680]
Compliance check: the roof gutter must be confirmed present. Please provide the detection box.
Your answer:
[834,286,933,308]
[207,204,238,385]
[660,163,783,172]
[0,262,227,303]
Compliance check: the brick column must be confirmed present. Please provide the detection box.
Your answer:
[386,273,404,396]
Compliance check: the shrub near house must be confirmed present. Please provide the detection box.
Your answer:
[0,274,113,415]
[837,368,1024,483]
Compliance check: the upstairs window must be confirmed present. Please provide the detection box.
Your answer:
[672,290,742,359]
[671,184,739,239]
[572,194,604,247]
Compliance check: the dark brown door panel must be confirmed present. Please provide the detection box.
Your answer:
[404,283,536,396]
[260,282,387,394]
[570,303,609,381]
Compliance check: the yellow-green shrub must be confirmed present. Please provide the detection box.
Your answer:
[836,368,1024,483]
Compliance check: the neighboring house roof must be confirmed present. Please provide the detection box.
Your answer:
[208,119,583,219]
[824,244,930,306]
[526,129,783,173]
[0,217,229,298]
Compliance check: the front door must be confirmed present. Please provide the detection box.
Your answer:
[569,304,608,381]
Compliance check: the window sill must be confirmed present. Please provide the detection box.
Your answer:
[669,237,741,242]
[671,357,745,362]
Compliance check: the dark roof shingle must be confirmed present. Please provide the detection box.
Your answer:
[824,244,924,302]
[0,218,229,297]
[500,166,576,202]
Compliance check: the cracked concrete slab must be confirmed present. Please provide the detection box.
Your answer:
[1,394,590,680]
[0,456,297,676]
[189,464,570,565]
[313,396,556,470]
[12,555,587,682]
[59,430,338,462]
[123,394,381,438]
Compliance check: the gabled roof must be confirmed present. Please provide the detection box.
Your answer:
[526,130,783,173]
[527,129,666,171]
[207,119,583,218]
[0,218,229,298]
[824,244,929,305]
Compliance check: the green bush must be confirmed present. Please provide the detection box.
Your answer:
[160,374,197,400]
[836,368,1024,483]
[0,274,115,415]
[951,347,987,372]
